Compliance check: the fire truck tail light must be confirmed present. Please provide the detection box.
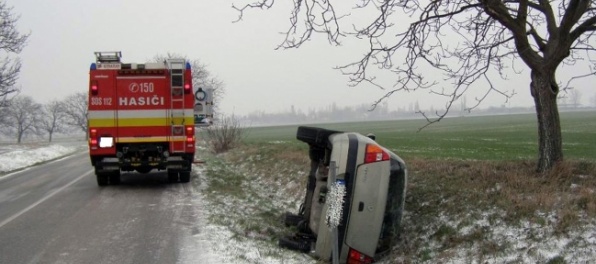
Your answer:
[91,80,99,95]
[90,129,97,138]
[186,126,194,136]
[90,139,98,146]
[186,136,194,143]
[184,83,191,94]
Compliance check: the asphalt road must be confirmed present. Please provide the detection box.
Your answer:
[0,152,206,264]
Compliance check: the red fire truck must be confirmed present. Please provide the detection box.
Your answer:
[88,52,195,186]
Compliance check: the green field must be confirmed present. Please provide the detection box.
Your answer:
[200,111,596,262]
[243,111,596,161]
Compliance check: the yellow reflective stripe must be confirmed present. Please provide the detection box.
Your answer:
[169,117,194,125]
[89,119,115,127]
[119,118,167,127]
[117,137,167,143]
[117,136,187,143]
[88,117,193,127]
[88,109,194,118]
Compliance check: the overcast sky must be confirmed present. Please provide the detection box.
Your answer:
[7,0,596,116]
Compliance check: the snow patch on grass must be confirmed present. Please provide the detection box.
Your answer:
[0,144,79,174]
[187,155,316,264]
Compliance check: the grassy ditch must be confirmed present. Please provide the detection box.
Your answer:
[199,141,596,263]
[198,142,313,262]
[393,158,596,263]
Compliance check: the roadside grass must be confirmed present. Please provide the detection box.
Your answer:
[198,111,596,263]
[198,143,314,262]
[201,142,596,263]
[392,158,596,263]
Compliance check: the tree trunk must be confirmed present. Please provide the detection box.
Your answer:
[530,71,563,172]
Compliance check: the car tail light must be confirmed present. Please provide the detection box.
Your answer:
[347,248,373,264]
[90,80,99,95]
[364,143,390,164]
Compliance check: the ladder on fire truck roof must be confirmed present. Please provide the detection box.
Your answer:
[167,58,186,102]
[167,58,187,153]
[94,51,122,63]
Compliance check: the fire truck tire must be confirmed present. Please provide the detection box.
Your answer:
[109,170,121,185]
[168,170,179,183]
[179,171,191,183]
[96,172,108,186]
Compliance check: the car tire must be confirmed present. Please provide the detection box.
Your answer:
[296,219,310,233]
[296,126,341,146]
[284,212,303,227]
[179,171,191,183]
[278,236,311,253]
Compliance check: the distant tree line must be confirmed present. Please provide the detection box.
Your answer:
[0,92,88,143]
[242,89,595,126]
[240,101,539,126]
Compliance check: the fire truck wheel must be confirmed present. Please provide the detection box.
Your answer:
[168,170,179,183]
[109,170,121,185]
[96,172,108,186]
[179,171,191,183]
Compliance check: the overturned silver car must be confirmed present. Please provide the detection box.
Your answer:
[280,126,408,263]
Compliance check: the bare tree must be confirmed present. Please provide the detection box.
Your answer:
[569,89,582,108]
[3,95,40,143]
[460,96,468,116]
[204,114,246,153]
[0,1,29,110]
[62,92,88,137]
[39,100,65,142]
[153,53,225,113]
[234,0,596,172]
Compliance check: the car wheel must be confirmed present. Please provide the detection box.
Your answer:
[278,236,311,253]
[284,212,303,227]
[296,126,341,146]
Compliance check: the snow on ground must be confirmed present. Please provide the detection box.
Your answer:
[0,143,81,174]
[182,160,315,264]
[0,143,312,263]
[403,211,596,264]
[5,142,595,263]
